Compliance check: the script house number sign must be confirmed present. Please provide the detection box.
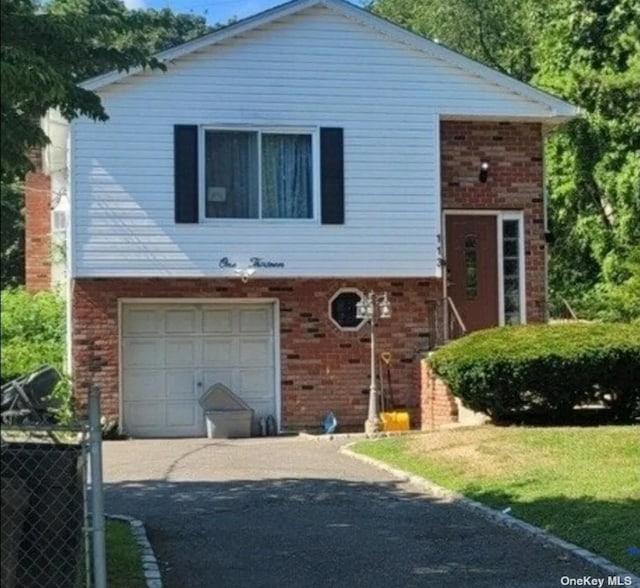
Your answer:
[219,257,285,269]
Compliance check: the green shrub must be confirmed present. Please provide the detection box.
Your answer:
[1,288,66,382]
[427,323,640,421]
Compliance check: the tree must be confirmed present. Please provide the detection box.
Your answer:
[1,0,212,184]
[369,0,546,81]
[533,0,640,320]
[0,183,25,289]
[370,0,640,321]
[46,0,212,79]
[0,0,212,286]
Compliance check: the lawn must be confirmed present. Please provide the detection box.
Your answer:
[106,520,146,588]
[351,425,640,574]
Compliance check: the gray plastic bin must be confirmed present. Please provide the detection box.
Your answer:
[199,384,253,438]
[205,409,252,438]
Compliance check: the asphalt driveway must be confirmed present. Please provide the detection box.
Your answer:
[103,436,609,588]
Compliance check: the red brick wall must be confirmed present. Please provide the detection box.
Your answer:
[71,277,441,431]
[419,360,458,429]
[25,172,52,292]
[441,121,546,322]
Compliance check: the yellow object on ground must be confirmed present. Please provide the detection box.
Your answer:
[380,411,410,432]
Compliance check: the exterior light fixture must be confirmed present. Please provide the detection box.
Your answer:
[356,291,393,434]
[234,267,256,283]
[479,161,490,183]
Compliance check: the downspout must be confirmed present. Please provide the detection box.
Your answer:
[541,124,553,323]
[435,115,449,343]
[65,123,74,380]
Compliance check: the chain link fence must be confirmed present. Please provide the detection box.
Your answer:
[1,388,106,588]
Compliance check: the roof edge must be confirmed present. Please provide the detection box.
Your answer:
[323,0,579,118]
[81,0,579,119]
[81,0,322,91]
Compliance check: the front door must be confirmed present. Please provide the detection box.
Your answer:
[445,215,499,332]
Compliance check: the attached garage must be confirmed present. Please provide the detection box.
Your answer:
[120,301,277,437]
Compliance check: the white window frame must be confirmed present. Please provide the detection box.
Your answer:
[199,125,320,223]
[442,209,526,326]
[498,211,526,326]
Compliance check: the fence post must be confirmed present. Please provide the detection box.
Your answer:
[89,385,107,588]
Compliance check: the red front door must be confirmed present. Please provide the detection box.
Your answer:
[445,215,499,332]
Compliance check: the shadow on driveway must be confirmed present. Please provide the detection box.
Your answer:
[105,474,609,588]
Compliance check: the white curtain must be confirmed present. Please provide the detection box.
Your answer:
[261,134,312,218]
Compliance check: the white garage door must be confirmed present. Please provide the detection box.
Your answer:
[121,303,276,437]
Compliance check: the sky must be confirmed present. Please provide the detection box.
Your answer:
[123,0,308,24]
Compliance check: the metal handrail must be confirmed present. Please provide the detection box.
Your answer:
[446,296,467,338]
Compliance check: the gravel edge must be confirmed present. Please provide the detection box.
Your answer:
[107,514,163,588]
[340,443,640,588]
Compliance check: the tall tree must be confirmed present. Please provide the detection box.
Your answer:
[46,0,212,79]
[0,183,25,289]
[371,0,640,320]
[1,0,213,183]
[369,0,546,81]
[534,0,640,320]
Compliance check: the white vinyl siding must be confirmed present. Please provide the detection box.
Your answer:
[72,5,549,279]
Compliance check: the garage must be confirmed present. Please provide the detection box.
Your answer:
[120,302,277,437]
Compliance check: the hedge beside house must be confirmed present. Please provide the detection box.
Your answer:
[1,288,65,383]
[427,323,640,421]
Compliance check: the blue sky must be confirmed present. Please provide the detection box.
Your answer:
[123,0,341,24]
[124,0,366,25]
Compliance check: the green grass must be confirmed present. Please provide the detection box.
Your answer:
[352,426,640,574]
[106,520,146,588]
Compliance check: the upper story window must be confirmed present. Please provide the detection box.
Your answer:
[204,129,314,220]
[174,125,343,225]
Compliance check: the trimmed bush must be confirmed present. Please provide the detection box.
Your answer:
[427,323,640,421]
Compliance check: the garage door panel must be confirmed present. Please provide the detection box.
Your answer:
[165,402,199,427]
[202,339,235,366]
[202,369,235,392]
[203,308,234,334]
[165,308,198,334]
[239,308,271,333]
[165,339,199,366]
[123,340,161,368]
[240,369,274,396]
[123,309,162,335]
[123,371,164,401]
[166,370,196,399]
[124,403,163,428]
[239,339,271,366]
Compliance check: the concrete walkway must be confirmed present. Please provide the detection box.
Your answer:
[103,436,611,588]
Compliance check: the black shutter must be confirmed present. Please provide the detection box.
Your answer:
[174,125,199,223]
[320,127,344,225]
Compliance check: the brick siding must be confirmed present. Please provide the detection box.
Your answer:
[25,172,51,292]
[419,360,458,429]
[441,121,546,322]
[71,277,441,431]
